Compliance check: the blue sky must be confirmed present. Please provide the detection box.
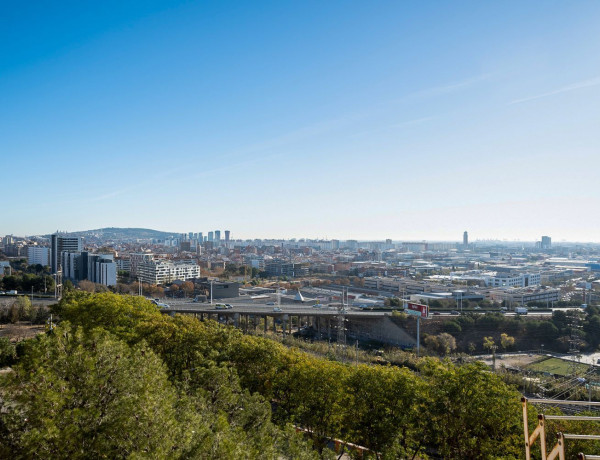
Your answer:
[2,1,600,241]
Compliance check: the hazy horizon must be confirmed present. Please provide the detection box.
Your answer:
[3,1,600,241]
[6,225,599,245]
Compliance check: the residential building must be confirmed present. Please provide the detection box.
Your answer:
[115,258,131,272]
[129,253,155,278]
[137,260,201,285]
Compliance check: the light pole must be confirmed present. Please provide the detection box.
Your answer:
[210,280,213,305]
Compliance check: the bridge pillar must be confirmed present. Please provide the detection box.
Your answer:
[273,315,277,333]
[282,314,288,337]
[264,315,267,333]
[327,318,331,340]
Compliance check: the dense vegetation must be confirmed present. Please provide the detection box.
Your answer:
[395,307,600,355]
[0,292,532,458]
[0,296,50,324]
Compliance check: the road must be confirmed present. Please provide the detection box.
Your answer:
[166,301,389,317]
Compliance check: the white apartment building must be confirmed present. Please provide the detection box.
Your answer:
[28,246,50,266]
[137,260,201,285]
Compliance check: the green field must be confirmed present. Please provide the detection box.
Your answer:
[527,357,591,376]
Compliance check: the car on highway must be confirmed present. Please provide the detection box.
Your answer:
[450,310,459,315]
[273,307,282,312]
[225,304,233,309]
[266,302,275,305]
[214,304,228,310]
[312,304,322,308]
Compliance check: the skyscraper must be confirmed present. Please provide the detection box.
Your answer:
[463,231,468,247]
[224,230,230,246]
[51,233,83,273]
[541,235,552,250]
[215,230,221,244]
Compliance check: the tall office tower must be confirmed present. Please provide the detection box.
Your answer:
[224,230,230,246]
[463,231,469,247]
[208,231,214,242]
[199,232,203,243]
[188,232,194,240]
[541,236,552,250]
[215,230,221,245]
[51,233,83,274]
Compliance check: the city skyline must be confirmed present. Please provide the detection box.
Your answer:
[2,227,589,246]
[3,2,600,241]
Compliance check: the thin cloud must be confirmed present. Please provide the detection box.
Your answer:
[509,77,600,105]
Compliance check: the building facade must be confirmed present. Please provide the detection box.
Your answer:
[51,233,83,273]
[137,260,201,285]
[27,247,50,266]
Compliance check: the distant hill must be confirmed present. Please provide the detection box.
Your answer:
[45,227,181,241]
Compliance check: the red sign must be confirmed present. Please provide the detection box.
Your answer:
[406,302,428,318]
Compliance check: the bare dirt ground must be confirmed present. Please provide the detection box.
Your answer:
[475,353,541,368]
[0,323,46,342]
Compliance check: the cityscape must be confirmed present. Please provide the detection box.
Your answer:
[2,1,600,458]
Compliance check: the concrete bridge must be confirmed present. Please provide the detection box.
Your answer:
[165,303,416,347]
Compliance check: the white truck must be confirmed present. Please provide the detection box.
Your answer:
[515,307,528,315]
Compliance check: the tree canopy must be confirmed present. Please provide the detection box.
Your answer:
[0,292,532,458]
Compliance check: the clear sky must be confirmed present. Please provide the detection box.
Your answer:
[2,1,600,242]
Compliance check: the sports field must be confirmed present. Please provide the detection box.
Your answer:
[527,357,591,376]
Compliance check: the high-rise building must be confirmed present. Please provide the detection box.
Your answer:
[208,231,214,242]
[51,233,83,273]
[463,231,469,247]
[27,247,51,266]
[224,230,230,246]
[199,232,203,242]
[61,251,116,286]
[541,236,552,250]
[215,230,221,244]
